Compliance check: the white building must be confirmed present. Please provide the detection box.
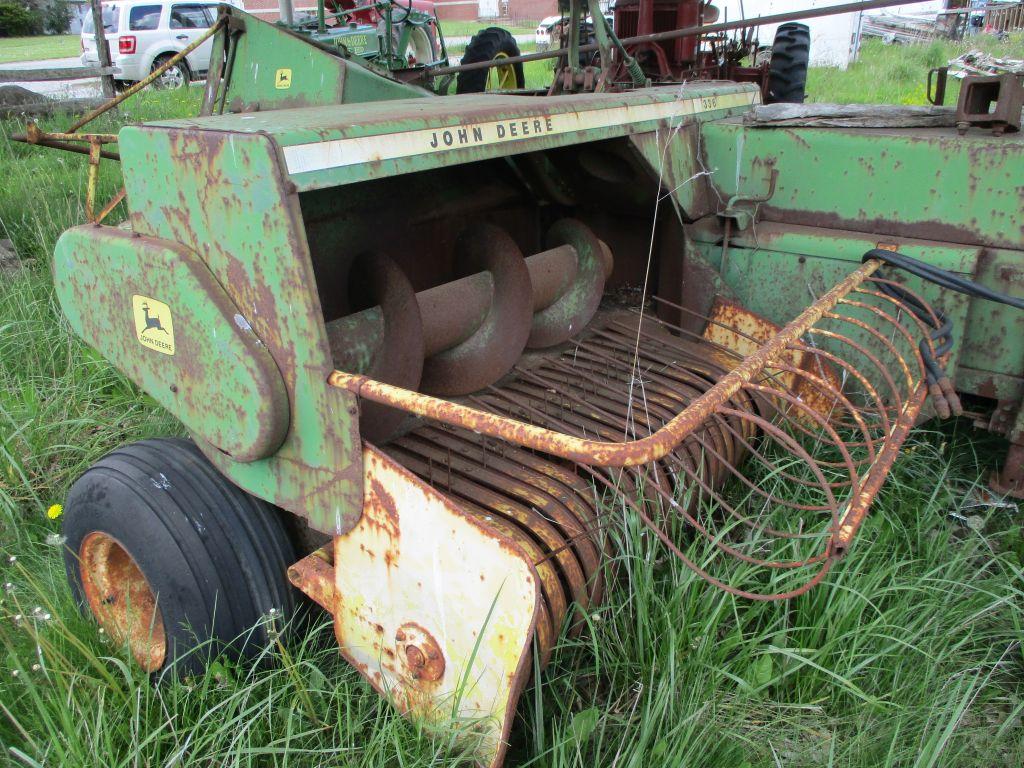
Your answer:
[717,0,944,69]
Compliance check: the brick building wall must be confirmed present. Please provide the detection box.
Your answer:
[505,0,558,22]
[433,1,481,21]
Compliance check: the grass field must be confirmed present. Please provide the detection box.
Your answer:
[2,33,1023,768]
[807,34,1024,105]
[0,35,81,65]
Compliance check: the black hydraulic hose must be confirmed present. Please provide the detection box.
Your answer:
[864,248,1024,310]
[862,248,1024,418]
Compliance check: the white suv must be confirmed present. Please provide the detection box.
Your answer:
[81,1,240,88]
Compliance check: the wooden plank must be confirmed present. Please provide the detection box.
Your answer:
[0,66,115,83]
[0,96,107,119]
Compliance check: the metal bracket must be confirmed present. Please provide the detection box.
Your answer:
[721,162,778,230]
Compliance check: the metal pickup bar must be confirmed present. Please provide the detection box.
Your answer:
[328,260,881,467]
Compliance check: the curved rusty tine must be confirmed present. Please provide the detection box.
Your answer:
[657,429,837,536]
[561,340,724,429]
[422,427,607,603]
[631,407,841,566]
[589,326,753,413]
[835,382,929,553]
[864,282,947,361]
[762,391,880,457]
[588,469,836,601]
[831,301,921,386]
[582,329,762,450]
[840,293,929,374]
[564,352,841,515]
[859,279,946,356]
[575,378,828,526]
[601,323,738,386]
[641,465,835,570]
[407,429,603,583]
[789,340,893,433]
[753,358,878,458]
[538,351,740,484]
[511,368,663,440]
[467,392,656,550]
[855,284,951,383]
[866,276,944,329]
[748,362,880,469]
[625,312,796,405]
[465,397,643,536]
[721,407,843,529]
[471,388,658,503]
[499,381,681,501]
[386,441,588,617]
[642,297,760,359]
[807,327,907,415]
[708,402,858,495]
[741,383,861,499]
[511,367,722,491]
[471,378,831,581]
[597,324,765,429]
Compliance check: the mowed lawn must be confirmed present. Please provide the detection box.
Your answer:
[0,35,81,64]
[1,31,1022,768]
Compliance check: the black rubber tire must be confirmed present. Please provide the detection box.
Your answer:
[766,23,810,104]
[456,27,525,94]
[62,438,298,676]
[151,53,190,89]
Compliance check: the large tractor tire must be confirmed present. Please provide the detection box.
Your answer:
[766,22,810,104]
[456,27,525,94]
[62,438,298,676]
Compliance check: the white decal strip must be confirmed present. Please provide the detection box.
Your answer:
[283,90,757,175]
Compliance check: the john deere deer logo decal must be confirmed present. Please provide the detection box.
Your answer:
[275,68,292,90]
[132,295,175,355]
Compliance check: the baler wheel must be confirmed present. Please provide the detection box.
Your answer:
[62,438,298,675]
[456,27,525,94]
[766,22,810,104]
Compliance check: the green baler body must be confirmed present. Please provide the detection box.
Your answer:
[53,16,1024,532]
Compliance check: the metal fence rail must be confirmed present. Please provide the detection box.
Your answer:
[984,2,1024,32]
[0,66,114,83]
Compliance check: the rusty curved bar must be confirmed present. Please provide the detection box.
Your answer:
[590,467,837,601]
[329,261,884,468]
[835,382,928,549]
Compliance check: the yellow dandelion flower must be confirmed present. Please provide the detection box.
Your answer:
[46,504,63,520]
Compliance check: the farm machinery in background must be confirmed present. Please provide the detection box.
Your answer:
[9,0,1024,765]
[256,0,808,98]
[282,0,450,74]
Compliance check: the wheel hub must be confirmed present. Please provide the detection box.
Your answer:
[79,532,167,672]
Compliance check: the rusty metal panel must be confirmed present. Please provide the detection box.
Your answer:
[300,444,540,768]
[699,120,1024,250]
[205,7,428,115]
[690,220,1024,402]
[147,83,760,190]
[53,225,288,461]
[118,125,362,534]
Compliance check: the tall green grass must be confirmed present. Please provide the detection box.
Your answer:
[807,35,1024,105]
[2,48,1023,768]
